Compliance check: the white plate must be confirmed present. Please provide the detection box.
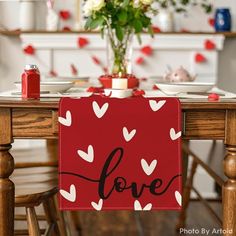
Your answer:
[14,81,73,93]
[156,82,215,95]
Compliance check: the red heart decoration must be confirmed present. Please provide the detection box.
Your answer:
[77,37,89,48]
[180,28,190,33]
[92,56,101,65]
[141,45,153,56]
[70,64,78,76]
[208,18,215,27]
[59,10,71,20]
[136,57,145,65]
[49,70,58,77]
[208,93,220,101]
[204,40,216,50]
[133,89,145,97]
[23,45,35,55]
[152,26,161,33]
[63,26,71,31]
[195,53,206,63]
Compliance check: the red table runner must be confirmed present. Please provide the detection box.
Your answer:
[59,96,182,211]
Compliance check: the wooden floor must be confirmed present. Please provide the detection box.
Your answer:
[77,202,221,236]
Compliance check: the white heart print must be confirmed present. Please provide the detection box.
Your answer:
[60,184,76,202]
[91,199,103,211]
[77,145,94,163]
[141,159,157,176]
[175,191,182,206]
[170,128,181,140]
[123,127,136,142]
[149,100,166,112]
[134,200,152,211]
[92,101,109,118]
[58,110,72,126]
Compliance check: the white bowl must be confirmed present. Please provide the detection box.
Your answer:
[104,89,133,98]
[156,82,215,95]
[14,81,73,93]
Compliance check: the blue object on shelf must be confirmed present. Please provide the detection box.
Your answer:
[214,8,232,32]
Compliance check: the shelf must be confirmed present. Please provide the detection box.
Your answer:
[1,30,236,38]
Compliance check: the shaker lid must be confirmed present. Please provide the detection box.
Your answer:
[25,64,38,70]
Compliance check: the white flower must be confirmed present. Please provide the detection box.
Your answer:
[84,0,93,17]
[140,0,153,5]
[133,0,140,8]
[91,0,105,11]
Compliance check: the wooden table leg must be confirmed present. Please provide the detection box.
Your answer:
[0,108,14,236]
[223,110,236,236]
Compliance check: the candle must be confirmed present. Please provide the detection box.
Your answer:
[112,73,128,89]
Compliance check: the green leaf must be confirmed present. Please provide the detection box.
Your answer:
[133,20,143,33]
[118,10,128,25]
[115,25,124,41]
[84,17,93,30]
[90,16,104,30]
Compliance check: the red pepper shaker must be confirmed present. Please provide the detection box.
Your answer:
[21,64,40,99]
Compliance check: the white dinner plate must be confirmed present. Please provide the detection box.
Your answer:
[14,81,74,93]
[156,82,215,95]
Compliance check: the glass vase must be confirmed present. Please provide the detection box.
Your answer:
[106,27,134,75]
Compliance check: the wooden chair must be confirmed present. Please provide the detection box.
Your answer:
[10,141,72,235]
[176,141,224,230]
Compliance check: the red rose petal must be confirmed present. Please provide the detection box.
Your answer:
[136,57,145,65]
[180,28,190,33]
[208,93,220,101]
[23,45,35,55]
[204,40,216,50]
[70,64,78,76]
[77,37,89,48]
[141,45,153,56]
[59,10,71,20]
[195,53,206,63]
[103,67,108,74]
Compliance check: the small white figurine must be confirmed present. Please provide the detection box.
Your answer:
[46,0,59,31]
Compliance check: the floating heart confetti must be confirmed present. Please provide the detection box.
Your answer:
[180,28,190,33]
[204,40,216,50]
[152,26,161,33]
[136,57,145,65]
[63,26,71,31]
[77,37,89,48]
[49,70,58,77]
[133,89,145,97]
[141,45,153,56]
[23,45,35,55]
[92,56,101,65]
[208,93,220,101]
[59,10,71,20]
[103,67,108,74]
[195,53,206,63]
[208,18,215,27]
[70,64,78,76]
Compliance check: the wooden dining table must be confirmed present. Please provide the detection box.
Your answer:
[0,97,235,236]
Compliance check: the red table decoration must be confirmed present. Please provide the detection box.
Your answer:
[77,37,89,48]
[59,96,182,210]
[195,53,206,63]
